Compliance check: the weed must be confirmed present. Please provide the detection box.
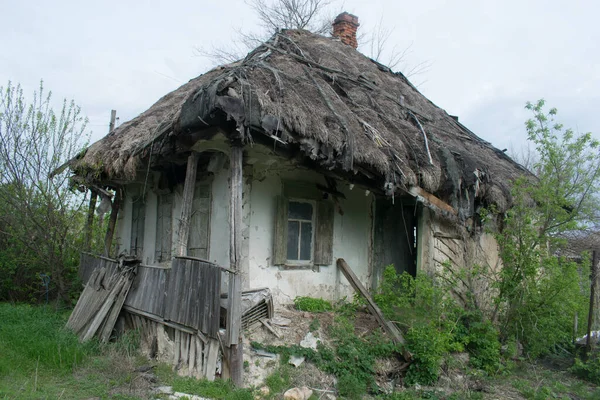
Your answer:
[294,296,332,313]
[309,317,320,332]
[169,375,252,399]
[265,366,291,396]
[253,315,401,398]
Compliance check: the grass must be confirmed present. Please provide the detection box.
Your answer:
[2,302,600,400]
[0,302,253,400]
[0,303,147,399]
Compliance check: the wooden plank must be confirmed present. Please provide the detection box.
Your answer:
[337,258,412,361]
[155,193,173,262]
[189,334,197,377]
[174,329,181,369]
[104,188,122,257]
[205,338,219,381]
[123,305,208,340]
[99,270,136,343]
[130,197,146,258]
[84,191,97,252]
[188,184,210,258]
[408,186,457,216]
[314,200,334,265]
[176,152,199,256]
[273,196,288,265]
[227,144,244,387]
[81,274,128,342]
[195,335,204,379]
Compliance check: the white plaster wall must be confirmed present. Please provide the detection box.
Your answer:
[244,167,373,305]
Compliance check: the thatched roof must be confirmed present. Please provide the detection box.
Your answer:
[73,29,528,216]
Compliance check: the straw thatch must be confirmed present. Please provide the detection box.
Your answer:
[72,29,528,216]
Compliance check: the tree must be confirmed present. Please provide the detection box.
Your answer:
[197,0,428,78]
[492,99,600,356]
[0,81,90,303]
[198,0,335,64]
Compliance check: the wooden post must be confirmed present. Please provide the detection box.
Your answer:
[586,250,599,351]
[109,110,117,132]
[104,188,122,257]
[176,152,199,256]
[84,190,98,251]
[227,145,243,387]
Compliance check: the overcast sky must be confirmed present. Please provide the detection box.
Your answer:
[1,0,598,154]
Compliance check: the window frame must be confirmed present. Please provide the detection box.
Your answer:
[285,198,316,266]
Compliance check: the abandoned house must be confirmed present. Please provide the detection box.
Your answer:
[65,12,528,382]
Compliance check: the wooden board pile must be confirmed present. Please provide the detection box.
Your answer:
[67,256,139,343]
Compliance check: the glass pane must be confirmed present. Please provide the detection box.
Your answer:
[287,221,300,260]
[288,201,313,220]
[300,222,312,260]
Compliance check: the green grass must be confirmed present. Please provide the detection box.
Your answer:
[0,303,98,374]
[0,303,143,399]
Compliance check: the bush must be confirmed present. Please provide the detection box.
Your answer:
[571,355,600,385]
[404,324,449,385]
[458,312,501,374]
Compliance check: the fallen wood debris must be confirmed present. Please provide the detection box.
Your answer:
[67,255,139,343]
[336,258,412,361]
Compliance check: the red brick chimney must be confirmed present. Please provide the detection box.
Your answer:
[332,12,359,49]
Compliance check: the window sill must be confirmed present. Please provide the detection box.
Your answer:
[279,263,320,272]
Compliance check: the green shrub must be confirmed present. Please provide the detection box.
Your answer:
[571,355,600,385]
[294,297,332,312]
[404,324,448,385]
[453,311,501,374]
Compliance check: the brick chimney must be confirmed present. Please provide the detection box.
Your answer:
[332,12,359,49]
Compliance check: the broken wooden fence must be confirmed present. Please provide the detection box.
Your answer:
[72,253,223,380]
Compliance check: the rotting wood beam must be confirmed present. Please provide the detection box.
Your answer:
[227,144,244,387]
[408,186,457,216]
[84,190,98,252]
[176,152,199,256]
[103,188,122,257]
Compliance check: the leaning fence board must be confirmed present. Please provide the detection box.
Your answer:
[68,256,138,343]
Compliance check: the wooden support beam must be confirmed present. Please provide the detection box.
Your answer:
[176,152,199,256]
[227,145,244,387]
[337,258,412,361]
[408,186,457,216]
[103,188,122,257]
[84,190,98,252]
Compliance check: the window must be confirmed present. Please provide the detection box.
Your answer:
[286,200,315,262]
[273,181,335,268]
